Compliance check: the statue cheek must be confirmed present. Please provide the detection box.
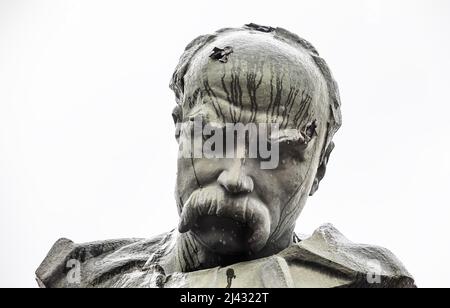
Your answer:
[263,156,318,238]
[269,160,307,198]
[176,158,202,203]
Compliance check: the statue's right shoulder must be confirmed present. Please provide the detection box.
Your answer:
[36,232,171,288]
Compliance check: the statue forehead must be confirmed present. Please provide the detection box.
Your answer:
[182,31,329,129]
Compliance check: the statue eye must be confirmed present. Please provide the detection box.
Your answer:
[278,139,308,161]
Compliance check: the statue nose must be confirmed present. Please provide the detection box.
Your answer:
[217,161,254,194]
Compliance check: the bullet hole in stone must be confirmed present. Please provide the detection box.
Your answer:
[304,120,318,141]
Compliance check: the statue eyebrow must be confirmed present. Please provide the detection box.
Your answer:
[270,129,306,144]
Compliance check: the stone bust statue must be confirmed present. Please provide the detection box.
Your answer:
[36,24,416,288]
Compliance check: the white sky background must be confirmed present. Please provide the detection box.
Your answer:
[1,0,449,288]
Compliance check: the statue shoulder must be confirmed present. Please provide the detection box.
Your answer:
[36,232,171,288]
[282,224,416,288]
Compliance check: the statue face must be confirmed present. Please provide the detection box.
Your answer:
[174,31,330,257]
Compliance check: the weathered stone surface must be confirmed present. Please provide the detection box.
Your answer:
[36,224,415,288]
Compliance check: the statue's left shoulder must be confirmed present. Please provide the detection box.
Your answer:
[281,224,417,288]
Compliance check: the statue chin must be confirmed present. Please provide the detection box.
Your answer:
[192,215,254,256]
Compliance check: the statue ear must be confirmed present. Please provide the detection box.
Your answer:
[172,105,182,125]
[309,141,335,196]
[172,105,183,142]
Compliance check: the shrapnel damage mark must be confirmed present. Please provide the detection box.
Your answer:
[210,46,234,63]
[245,23,275,33]
[226,268,236,288]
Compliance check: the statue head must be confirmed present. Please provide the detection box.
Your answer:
[169,24,342,260]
